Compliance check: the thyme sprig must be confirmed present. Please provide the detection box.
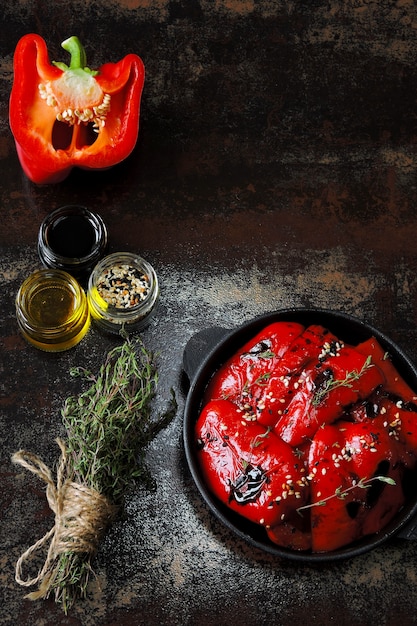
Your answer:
[241,427,271,471]
[250,426,272,450]
[63,338,176,502]
[254,372,271,386]
[312,355,373,406]
[296,474,396,515]
[14,337,177,613]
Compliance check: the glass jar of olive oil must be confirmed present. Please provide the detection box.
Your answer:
[16,269,90,351]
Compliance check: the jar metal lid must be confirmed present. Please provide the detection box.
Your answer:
[38,205,108,280]
[87,252,159,335]
[16,268,90,351]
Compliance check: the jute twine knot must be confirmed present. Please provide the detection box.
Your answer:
[12,438,118,600]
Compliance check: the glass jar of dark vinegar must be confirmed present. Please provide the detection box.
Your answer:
[38,205,108,282]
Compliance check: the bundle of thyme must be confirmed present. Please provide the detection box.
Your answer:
[12,337,176,613]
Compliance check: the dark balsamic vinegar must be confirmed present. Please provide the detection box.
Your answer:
[47,215,96,258]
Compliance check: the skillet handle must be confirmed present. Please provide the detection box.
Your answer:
[183,326,231,383]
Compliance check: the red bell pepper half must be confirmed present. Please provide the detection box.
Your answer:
[9,34,145,183]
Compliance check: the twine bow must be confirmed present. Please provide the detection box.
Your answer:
[12,438,118,601]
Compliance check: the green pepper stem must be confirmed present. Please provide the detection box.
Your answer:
[53,37,98,76]
[61,36,87,70]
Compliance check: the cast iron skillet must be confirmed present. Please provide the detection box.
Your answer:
[183,308,417,562]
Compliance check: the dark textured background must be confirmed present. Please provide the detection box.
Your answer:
[2,1,417,624]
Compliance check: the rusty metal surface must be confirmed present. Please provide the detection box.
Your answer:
[2,2,417,624]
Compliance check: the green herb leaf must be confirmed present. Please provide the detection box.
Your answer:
[250,427,271,449]
[296,474,396,516]
[312,355,373,406]
[254,372,271,386]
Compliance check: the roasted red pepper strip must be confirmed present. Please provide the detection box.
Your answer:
[195,399,310,530]
[206,323,339,429]
[385,402,417,468]
[9,34,145,184]
[308,419,404,552]
[356,337,417,403]
[352,392,417,469]
[266,512,312,551]
[205,321,305,408]
[255,325,340,428]
[276,346,385,446]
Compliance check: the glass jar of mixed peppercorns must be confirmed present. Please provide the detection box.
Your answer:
[87,252,159,335]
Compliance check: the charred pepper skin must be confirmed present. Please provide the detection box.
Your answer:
[9,34,145,184]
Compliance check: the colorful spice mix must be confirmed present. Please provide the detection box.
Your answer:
[96,263,150,308]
